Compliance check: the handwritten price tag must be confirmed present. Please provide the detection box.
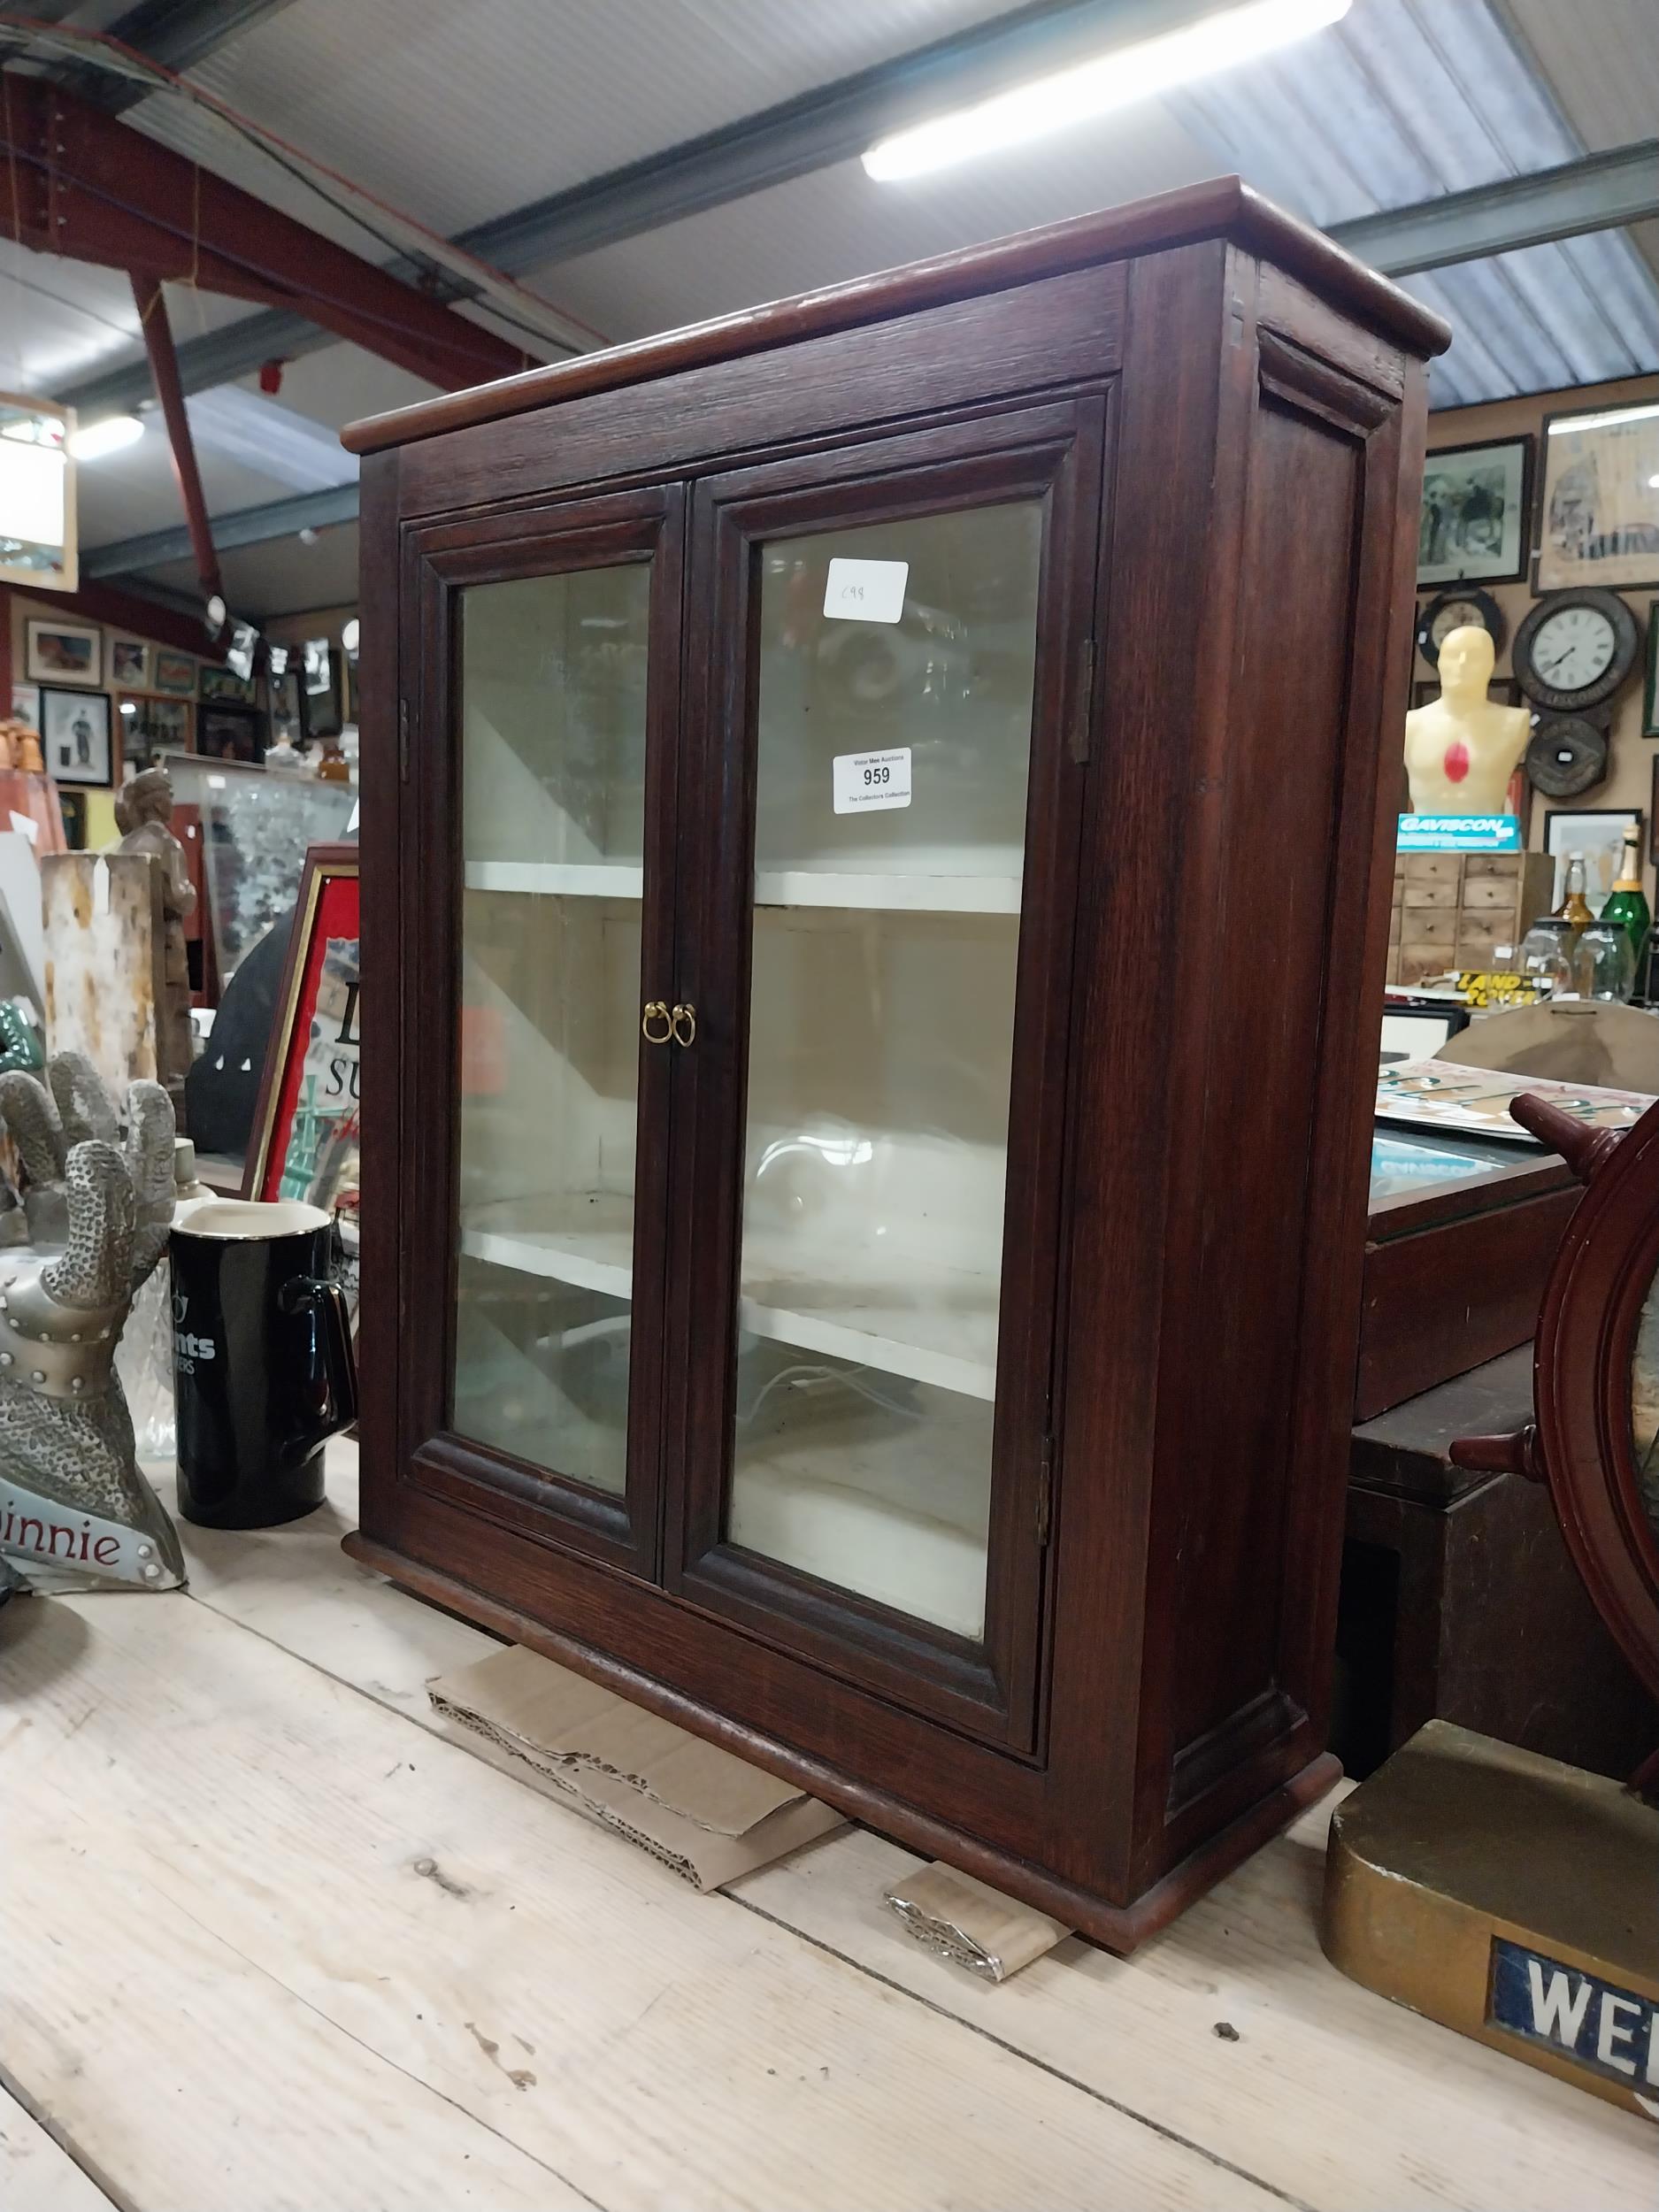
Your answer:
[823,557,908,624]
[833,747,910,815]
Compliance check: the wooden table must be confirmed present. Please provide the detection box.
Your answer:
[2,1446,1651,2212]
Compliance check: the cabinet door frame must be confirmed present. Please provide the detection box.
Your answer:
[667,396,1109,1750]
[396,483,686,1580]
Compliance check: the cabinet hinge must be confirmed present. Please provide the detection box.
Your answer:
[398,698,410,781]
[1036,1435,1056,1548]
[1069,637,1095,765]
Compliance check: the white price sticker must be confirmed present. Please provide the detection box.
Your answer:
[823,557,908,624]
[833,747,910,815]
[7,810,36,845]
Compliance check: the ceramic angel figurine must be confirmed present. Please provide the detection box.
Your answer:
[0,1053,184,1593]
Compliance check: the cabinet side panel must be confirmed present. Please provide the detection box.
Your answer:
[356,447,403,1530]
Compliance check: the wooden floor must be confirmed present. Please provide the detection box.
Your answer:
[2,1443,1652,2211]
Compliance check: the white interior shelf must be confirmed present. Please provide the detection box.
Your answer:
[465,858,644,898]
[464,856,1020,914]
[460,1194,999,1400]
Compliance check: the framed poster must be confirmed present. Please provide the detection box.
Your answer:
[1537,403,1659,594]
[1543,805,1641,913]
[1644,601,1659,739]
[118,695,191,771]
[243,846,359,1282]
[197,705,264,763]
[1418,436,1532,586]
[9,682,40,728]
[26,618,100,685]
[108,636,150,688]
[200,663,256,705]
[39,686,113,785]
[154,650,196,696]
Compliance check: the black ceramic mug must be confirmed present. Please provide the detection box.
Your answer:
[171,1198,357,1528]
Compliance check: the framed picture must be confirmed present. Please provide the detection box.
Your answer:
[26,619,100,686]
[200,663,256,705]
[1543,806,1642,914]
[1536,403,1659,594]
[58,790,87,851]
[39,686,113,785]
[9,682,40,729]
[154,649,196,697]
[1645,601,1659,740]
[197,705,264,763]
[1418,436,1532,586]
[243,845,360,1287]
[117,695,191,772]
[108,636,150,688]
[1409,679,1523,710]
[302,638,343,740]
[268,665,303,745]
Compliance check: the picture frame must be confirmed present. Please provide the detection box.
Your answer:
[1418,435,1532,586]
[196,706,264,764]
[1536,402,1659,595]
[242,846,360,1286]
[1409,679,1523,710]
[9,682,40,729]
[117,695,191,772]
[154,649,196,697]
[268,665,303,745]
[108,636,151,689]
[26,618,101,686]
[199,663,256,705]
[302,638,343,740]
[1644,600,1659,740]
[58,790,87,851]
[1543,806,1642,914]
[39,686,114,786]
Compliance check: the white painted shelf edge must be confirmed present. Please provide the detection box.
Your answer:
[461,857,1021,915]
[458,1218,996,1400]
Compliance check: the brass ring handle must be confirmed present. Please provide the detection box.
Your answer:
[641,1000,672,1045]
[671,1002,697,1048]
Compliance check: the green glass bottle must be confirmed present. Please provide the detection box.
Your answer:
[1601,826,1651,970]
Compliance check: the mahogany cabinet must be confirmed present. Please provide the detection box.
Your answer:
[343,179,1448,1949]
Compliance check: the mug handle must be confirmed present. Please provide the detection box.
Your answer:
[280,1275,359,1442]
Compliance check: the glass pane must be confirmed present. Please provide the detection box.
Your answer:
[452,565,650,1494]
[727,500,1044,1640]
[1629,1260,1659,1541]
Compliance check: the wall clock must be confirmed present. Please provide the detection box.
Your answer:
[1417,585,1506,667]
[1525,713,1608,799]
[1512,588,1638,715]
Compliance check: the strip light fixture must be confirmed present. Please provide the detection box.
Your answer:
[863,0,1352,182]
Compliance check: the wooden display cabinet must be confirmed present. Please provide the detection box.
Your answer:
[344,180,1448,1949]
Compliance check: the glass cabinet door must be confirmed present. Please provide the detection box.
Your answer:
[409,492,683,1574]
[673,403,1106,1740]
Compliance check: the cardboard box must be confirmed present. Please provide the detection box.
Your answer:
[428,1646,846,1890]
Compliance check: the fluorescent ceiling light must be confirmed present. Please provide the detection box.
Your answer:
[67,414,144,461]
[1548,403,1659,434]
[863,0,1351,181]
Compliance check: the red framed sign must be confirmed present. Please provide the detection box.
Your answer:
[242,843,360,1234]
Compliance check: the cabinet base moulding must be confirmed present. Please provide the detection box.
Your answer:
[343,1527,1340,1952]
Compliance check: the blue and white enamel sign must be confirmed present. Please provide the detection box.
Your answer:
[1489,1939,1659,2093]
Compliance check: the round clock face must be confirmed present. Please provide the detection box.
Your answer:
[1430,596,1488,650]
[1528,603,1618,694]
[1514,588,1638,713]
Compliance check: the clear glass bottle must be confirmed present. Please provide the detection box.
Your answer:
[1576,920,1636,1002]
[1516,917,1573,996]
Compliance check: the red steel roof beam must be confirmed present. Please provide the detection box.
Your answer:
[132,273,222,603]
[0,73,531,390]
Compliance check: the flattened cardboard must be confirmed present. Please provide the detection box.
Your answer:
[427,1644,844,1890]
[886,1862,1072,1981]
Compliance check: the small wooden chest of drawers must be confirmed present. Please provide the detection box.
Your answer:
[1388,851,1554,987]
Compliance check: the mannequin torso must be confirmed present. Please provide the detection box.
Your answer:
[1404,624,1530,816]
